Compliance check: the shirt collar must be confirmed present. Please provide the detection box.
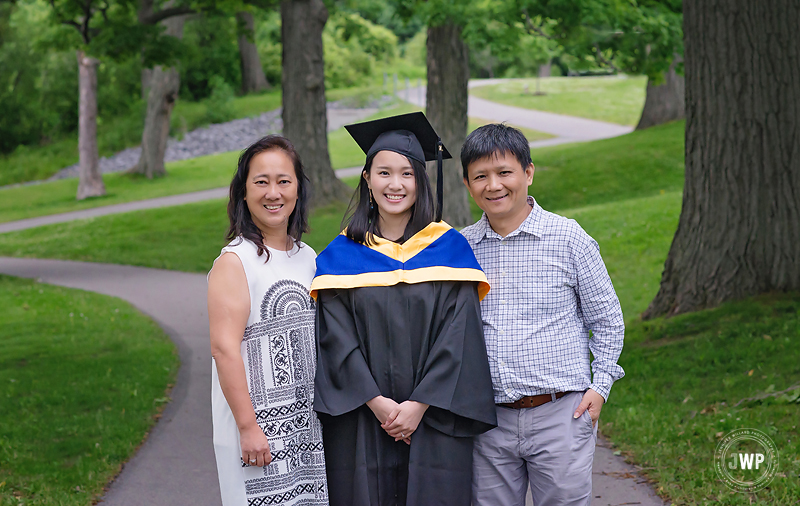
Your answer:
[475,196,544,242]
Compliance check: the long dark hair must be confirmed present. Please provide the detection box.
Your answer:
[342,152,435,245]
[226,135,311,260]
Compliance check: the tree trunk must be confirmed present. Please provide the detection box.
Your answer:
[76,50,105,200]
[141,67,153,100]
[426,23,471,227]
[237,11,270,94]
[281,0,350,206]
[635,57,685,130]
[643,0,800,319]
[538,60,552,78]
[131,14,185,178]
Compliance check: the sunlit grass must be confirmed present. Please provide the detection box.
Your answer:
[471,75,648,126]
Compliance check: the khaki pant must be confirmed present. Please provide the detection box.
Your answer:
[472,392,597,506]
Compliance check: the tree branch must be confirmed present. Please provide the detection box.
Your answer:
[139,5,195,25]
[522,11,553,40]
[593,44,619,72]
[98,0,110,23]
[80,0,92,44]
[734,384,800,407]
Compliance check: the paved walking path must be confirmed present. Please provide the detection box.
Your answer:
[0,255,666,506]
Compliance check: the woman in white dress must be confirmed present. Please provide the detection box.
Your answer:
[208,135,328,505]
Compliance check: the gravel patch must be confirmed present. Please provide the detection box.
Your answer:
[46,95,393,182]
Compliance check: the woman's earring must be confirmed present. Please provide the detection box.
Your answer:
[369,190,374,211]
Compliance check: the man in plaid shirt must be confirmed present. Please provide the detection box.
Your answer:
[460,124,625,506]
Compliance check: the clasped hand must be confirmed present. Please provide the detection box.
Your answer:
[366,396,429,445]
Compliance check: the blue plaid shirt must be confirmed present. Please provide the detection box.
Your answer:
[461,196,624,403]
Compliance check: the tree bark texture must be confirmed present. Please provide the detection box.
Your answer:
[237,11,270,94]
[644,0,800,319]
[76,51,105,200]
[281,0,350,206]
[635,57,685,130]
[538,61,552,78]
[426,23,471,227]
[132,14,186,178]
[141,67,153,100]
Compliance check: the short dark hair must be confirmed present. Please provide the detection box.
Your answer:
[460,123,533,179]
[342,153,435,245]
[226,135,310,261]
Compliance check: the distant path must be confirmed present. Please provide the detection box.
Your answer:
[0,256,666,506]
[402,80,633,149]
[0,169,355,234]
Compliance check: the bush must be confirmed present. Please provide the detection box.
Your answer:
[401,29,426,68]
[323,11,400,89]
[255,10,282,87]
[205,75,235,124]
[180,15,240,101]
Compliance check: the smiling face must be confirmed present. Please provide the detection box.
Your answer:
[243,149,298,236]
[364,150,418,223]
[464,150,534,229]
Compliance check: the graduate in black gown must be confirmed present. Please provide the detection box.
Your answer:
[310,112,497,506]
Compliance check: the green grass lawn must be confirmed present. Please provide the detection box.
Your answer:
[0,275,178,505]
[604,294,800,504]
[531,120,684,212]
[0,199,348,274]
[471,75,648,126]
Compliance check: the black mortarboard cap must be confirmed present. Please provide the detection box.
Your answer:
[344,111,452,222]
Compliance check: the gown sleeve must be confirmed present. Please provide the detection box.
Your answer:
[314,288,382,416]
[408,281,497,437]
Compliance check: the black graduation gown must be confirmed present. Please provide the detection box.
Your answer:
[314,281,497,506]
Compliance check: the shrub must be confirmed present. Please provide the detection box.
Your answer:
[205,75,235,124]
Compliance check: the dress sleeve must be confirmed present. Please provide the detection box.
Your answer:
[408,281,497,437]
[313,288,382,416]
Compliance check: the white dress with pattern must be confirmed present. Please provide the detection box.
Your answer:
[210,237,328,506]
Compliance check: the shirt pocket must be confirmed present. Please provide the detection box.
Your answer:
[518,271,574,318]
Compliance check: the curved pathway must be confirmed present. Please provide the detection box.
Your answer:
[0,83,664,506]
[402,81,633,149]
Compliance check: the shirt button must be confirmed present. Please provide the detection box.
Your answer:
[500,240,507,246]
[500,300,506,305]
[499,330,505,335]
[500,271,506,277]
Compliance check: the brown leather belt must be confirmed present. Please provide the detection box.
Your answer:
[497,392,568,409]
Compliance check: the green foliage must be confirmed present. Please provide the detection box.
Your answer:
[0,275,178,505]
[400,28,426,67]
[254,9,282,86]
[180,15,241,100]
[334,0,425,42]
[204,75,236,124]
[0,2,80,152]
[323,11,399,88]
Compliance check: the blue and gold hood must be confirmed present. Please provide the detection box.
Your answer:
[311,222,490,300]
